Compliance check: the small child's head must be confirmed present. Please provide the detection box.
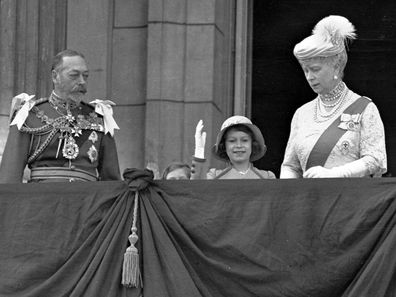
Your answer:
[162,162,191,180]
[213,116,266,163]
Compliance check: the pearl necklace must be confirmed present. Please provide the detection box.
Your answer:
[320,94,343,108]
[314,87,349,123]
[319,81,345,102]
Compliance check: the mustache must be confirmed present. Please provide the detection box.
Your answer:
[72,86,87,93]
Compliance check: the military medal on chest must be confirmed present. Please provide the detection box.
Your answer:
[62,136,79,159]
[18,93,106,165]
[45,93,104,161]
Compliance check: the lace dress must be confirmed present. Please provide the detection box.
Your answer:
[281,89,387,178]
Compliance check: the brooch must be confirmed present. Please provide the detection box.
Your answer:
[340,140,350,155]
[338,113,362,132]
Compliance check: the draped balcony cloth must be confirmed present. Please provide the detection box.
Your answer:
[0,174,396,297]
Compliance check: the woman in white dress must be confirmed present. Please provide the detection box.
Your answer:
[280,15,387,178]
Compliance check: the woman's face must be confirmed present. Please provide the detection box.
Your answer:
[225,128,252,165]
[166,168,189,180]
[299,57,339,95]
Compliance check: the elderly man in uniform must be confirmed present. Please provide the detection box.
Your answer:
[0,49,121,183]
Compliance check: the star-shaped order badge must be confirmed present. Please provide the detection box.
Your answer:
[87,145,98,163]
[88,131,98,143]
[63,136,79,159]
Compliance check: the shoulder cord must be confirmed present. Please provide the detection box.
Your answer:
[16,97,59,164]
[27,129,58,164]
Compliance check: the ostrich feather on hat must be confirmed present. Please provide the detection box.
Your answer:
[313,15,356,46]
[293,15,357,59]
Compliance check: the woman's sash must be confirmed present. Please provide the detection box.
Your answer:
[305,97,370,170]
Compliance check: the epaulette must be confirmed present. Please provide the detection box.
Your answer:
[80,101,103,121]
[9,94,44,121]
[81,101,95,109]
[33,97,49,105]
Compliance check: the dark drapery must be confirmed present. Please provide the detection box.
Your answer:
[1,175,396,296]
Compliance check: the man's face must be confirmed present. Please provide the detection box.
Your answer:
[52,55,89,102]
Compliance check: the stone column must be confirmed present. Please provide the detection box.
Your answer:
[0,1,17,162]
[145,0,236,175]
[0,0,66,164]
[67,0,149,175]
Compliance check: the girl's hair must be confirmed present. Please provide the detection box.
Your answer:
[216,124,261,161]
[162,162,191,180]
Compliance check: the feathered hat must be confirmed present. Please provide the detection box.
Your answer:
[293,15,356,60]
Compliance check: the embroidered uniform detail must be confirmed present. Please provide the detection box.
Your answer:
[87,145,98,163]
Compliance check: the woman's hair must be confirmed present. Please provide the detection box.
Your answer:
[334,51,348,79]
[162,162,191,180]
[308,51,348,79]
[216,124,261,161]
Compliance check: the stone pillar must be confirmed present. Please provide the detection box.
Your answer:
[0,1,17,162]
[0,0,66,164]
[67,0,149,175]
[145,0,236,175]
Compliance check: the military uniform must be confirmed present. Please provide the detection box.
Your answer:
[0,93,121,183]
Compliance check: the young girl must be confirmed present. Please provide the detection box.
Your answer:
[191,116,275,179]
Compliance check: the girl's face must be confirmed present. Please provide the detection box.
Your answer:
[225,128,252,165]
[299,57,339,95]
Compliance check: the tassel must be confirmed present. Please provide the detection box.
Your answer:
[122,191,143,288]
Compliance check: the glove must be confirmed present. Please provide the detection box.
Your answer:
[194,120,206,159]
[303,159,368,178]
[303,166,339,178]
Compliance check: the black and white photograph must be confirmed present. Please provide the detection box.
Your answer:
[0,1,395,296]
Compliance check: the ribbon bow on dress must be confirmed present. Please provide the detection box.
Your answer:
[10,93,36,129]
[338,113,362,131]
[90,99,120,136]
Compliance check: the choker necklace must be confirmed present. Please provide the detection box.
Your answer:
[319,81,345,103]
[314,86,348,123]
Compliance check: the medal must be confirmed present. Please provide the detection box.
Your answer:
[62,136,79,159]
[87,145,98,163]
[88,131,98,143]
